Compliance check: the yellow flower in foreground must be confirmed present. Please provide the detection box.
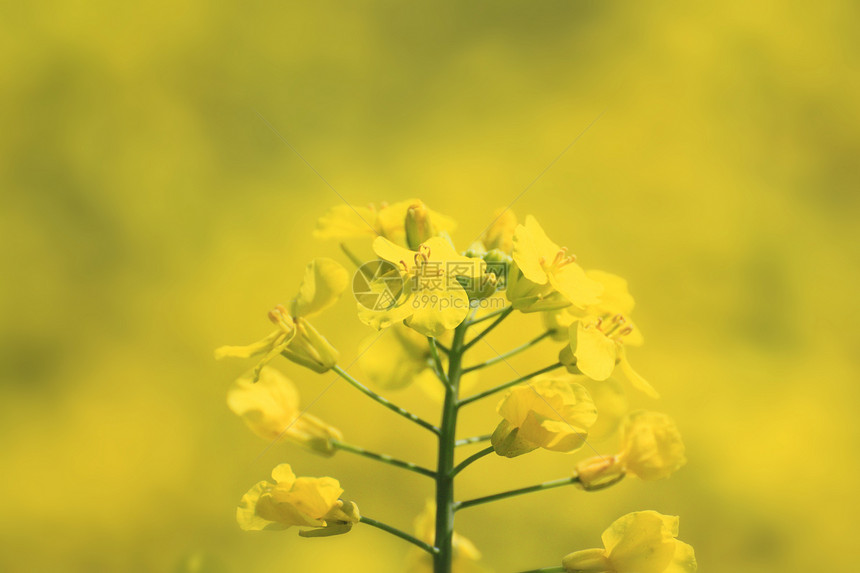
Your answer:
[215,258,348,377]
[358,236,485,337]
[408,501,483,573]
[575,411,686,488]
[562,511,696,573]
[508,215,603,311]
[314,198,456,243]
[491,377,597,458]
[227,367,342,456]
[560,270,657,398]
[237,464,360,537]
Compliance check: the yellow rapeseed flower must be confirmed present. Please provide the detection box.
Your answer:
[562,511,697,573]
[227,366,342,456]
[556,270,658,398]
[507,216,603,312]
[215,258,348,377]
[575,410,687,488]
[491,376,597,458]
[237,463,360,537]
[358,236,485,337]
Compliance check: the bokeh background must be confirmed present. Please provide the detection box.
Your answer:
[2,1,859,571]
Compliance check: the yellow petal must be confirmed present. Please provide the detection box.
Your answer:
[572,322,617,381]
[373,236,417,270]
[406,285,470,337]
[602,511,678,573]
[271,463,297,486]
[281,477,343,519]
[214,330,281,360]
[621,411,686,481]
[664,541,697,573]
[549,263,604,310]
[617,350,660,398]
[511,215,559,285]
[227,367,300,441]
[586,270,636,315]
[291,258,349,318]
[236,481,287,531]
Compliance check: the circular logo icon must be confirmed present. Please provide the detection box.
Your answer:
[353,260,407,311]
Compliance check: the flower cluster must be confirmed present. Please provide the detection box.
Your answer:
[217,199,696,573]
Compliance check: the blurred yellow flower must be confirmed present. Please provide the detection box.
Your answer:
[227,366,342,456]
[358,323,434,390]
[491,377,597,458]
[408,501,483,573]
[314,199,456,244]
[215,258,348,377]
[575,410,686,488]
[481,208,518,253]
[358,236,485,337]
[562,511,696,573]
[237,463,360,537]
[557,270,658,398]
[508,215,603,311]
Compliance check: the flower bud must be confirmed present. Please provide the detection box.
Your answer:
[282,318,339,373]
[574,455,624,490]
[405,201,436,250]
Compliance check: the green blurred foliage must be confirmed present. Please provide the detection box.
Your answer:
[2,1,859,571]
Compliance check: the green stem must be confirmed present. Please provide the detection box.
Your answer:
[360,516,439,555]
[462,306,514,351]
[332,365,440,435]
[433,320,468,573]
[454,474,624,512]
[428,337,449,386]
[458,362,564,408]
[466,304,513,327]
[462,331,553,374]
[450,446,494,477]
[339,242,365,270]
[455,434,491,447]
[455,477,579,511]
[516,567,565,573]
[331,440,436,479]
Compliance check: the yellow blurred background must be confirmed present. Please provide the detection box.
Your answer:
[2,1,859,571]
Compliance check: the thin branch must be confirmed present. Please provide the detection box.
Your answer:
[428,337,449,386]
[462,306,514,352]
[458,363,564,408]
[455,474,625,512]
[360,516,439,555]
[466,304,513,327]
[331,440,435,479]
[462,331,553,374]
[332,365,440,435]
[455,434,492,447]
[450,446,495,477]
